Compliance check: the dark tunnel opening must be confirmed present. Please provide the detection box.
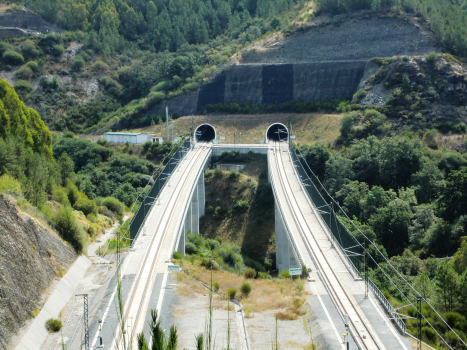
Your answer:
[266,123,289,141]
[195,124,216,142]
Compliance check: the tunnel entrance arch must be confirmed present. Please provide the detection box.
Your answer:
[266,123,289,142]
[195,124,216,142]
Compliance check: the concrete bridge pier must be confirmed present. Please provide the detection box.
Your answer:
[275,199,299,273]
[177,171,206,255]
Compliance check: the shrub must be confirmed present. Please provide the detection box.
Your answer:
[101,197,125,216]
[147,91,165,106]
[52,186,70,206]
[456,122,467,133]
[21,41,39,58]
[240,282,252,296]
[214,168,223,178]
[173,251,183,259]
[3,50,24,65]
[227,288,237,299]
[279,270,290,278]
[0,174,22,193]
[92,60,109,71]
[352,89,367,103]
[426,52,438,64]
[73,196,98,216]
[185,242,197,254]
[0,42,13,55]
[14,80,33,93]
[258,272,268,279]
[213,281,220,291]
[206,238,220,250]
[25,61,39,73]
[228,170,240,181]
[53,207,86,252]
[244,267,256,279]
[15,66,33,80]
[45,318,62,332]
[51,44,64,57]
[213,206,225,219]
[72,58,85,71]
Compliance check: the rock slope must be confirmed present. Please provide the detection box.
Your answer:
[0,194,76,350]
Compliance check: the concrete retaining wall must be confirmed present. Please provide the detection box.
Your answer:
[15,256,92,350]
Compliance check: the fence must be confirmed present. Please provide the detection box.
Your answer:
[129,138,191,243]
[289,139,406,334]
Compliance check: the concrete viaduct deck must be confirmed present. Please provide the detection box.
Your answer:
[90,137,411,350]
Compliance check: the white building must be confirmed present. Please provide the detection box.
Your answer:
[103,132,153,144]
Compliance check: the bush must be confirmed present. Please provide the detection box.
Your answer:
[244,267,256,279]
[227,288,237,299]
[213,281,220,291]
[206,238,220,250]
[279,270,290,278]
[240,282,252,296]
[45,318,62,332]
[21,41,39,58]
[213,206,224,218]
[214,168,223,178]
[51,44,65,57]
[228,170,240,181]
[0,174,22,193]
[173,251,183,259]
[25,61,39,73]
[72,58,85,71]
[14,80,33,93]
[426,52,438,64]
[92,60,109,71]
[52,207,86,253]
[3,50,24,65]
[15,66,33,80]
[0,42,13,55]
[185,242,197,254]
[73,196,98,216]
[52,186,70,206]
[258,272,268,279]
[101,197,125,216]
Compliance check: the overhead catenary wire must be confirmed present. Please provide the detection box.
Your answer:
[293,143,466,349]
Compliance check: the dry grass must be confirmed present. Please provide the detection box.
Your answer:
[128,113,344,146]
[182,261,309,319]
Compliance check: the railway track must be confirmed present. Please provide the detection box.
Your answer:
[270,140,385,350]
[111,142,211,349]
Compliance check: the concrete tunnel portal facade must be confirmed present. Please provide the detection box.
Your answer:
[195,124,216,142]
[267,123,289,141]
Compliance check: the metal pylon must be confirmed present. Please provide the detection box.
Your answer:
[77,294,89,350]
[417,296,422,350]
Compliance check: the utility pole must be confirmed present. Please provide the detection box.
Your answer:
[417,297,422,350]
[234,132,236,145]
[364,241,368,299]
[191,115,194,149]
[166,107,169,141]
[172,118,174,141]
[76,294,89,350]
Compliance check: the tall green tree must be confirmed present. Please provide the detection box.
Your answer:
[435,260,458,312]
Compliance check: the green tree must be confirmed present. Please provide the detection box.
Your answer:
[413,272,434,300]
[411,159,444,204]
[437,167,467,222]
[435,260,458,312]
[409,205,436,247]
[369,197,413,256]
[58,152,74,186]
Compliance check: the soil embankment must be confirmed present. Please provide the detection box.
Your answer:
[150,13,436,116]
[0,8,63,38]
[0,194,76,350]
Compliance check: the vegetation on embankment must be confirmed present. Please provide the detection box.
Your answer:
[200,152,275,268]
[0,78,153,253]
[2,0,311,133]
[173,232,308,321]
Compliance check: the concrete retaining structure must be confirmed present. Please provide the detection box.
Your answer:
[15,256,92,350]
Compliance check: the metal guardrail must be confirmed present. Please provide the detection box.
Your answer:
[129,138,191,243]
[289,140,406,334]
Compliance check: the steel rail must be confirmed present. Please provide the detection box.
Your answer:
[112,143,210,349]
[271,141,384,350]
